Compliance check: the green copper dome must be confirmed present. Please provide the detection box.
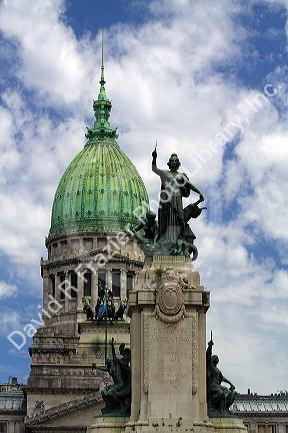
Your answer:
[49,37,149,239]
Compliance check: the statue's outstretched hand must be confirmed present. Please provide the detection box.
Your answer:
[199,193,204,202]
[152,149,157,159]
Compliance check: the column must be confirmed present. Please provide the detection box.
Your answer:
[120,269,127,300]
[132,272,137,291]
[79,237,84,253]
[93,237,97,250]
[77,268,84,311]
[55,273,61,302]
[42,273,49,312]
[250,421,257,433]
[107,269,112,293]
[91,269,98,309]
[14,420,20,433]
[278,423,285,433]
[7,421,13,433]
[64,271,69,313]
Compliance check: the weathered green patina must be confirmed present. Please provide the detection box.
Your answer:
[49,35,148,238]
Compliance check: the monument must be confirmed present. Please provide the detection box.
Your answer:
[88,147,246,433]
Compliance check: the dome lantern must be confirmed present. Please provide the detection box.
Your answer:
[85,31,118,143]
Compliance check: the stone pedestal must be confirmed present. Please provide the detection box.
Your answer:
[88,417,128,433]
[211,418,247,433]
[127,255,212,433]
[87,255,247,433]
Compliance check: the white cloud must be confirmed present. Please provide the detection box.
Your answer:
[0,280,17,298]
[0,0,96,108]
[0,310,21,336]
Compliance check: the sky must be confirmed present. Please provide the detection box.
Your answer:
[0,0,287,394]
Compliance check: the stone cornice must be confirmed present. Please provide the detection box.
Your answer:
[234,411,288,417]
[42,248,143,271]
[24,388,99,395]
[29,426,86,432]
[0,409,26,415]
[25,391,102,426]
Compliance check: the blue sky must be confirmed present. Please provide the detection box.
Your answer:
[0,0,287,393]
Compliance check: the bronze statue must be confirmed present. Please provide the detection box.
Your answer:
[134,210,158,242]
[95,286,115,322]
[98,338,131,416]
[82,296,94,321]
[115,299,127,320]
[206,336,236,417]
[132,210,158,256]
[151,148,205,258]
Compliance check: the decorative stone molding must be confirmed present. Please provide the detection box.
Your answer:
[155,269,188,323]
[191,313,198,395]
[31,366,101,377]
[143,313,150,394]
[25,391,103,427]
[43,248,143,271]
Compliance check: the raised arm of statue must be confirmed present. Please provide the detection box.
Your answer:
[206,338,214,373]
[152,149,162,176]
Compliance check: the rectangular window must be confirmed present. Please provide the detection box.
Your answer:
[268,426,277,433]
[112,270,121,298]
[0,423,7,433]
[258,426,265,433]
[98,272,107,291]
[70,272,78,299]
[59,273,66,300]
[127,271,134,297]
[84,272,92,297]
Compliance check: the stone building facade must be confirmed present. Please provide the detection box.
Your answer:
[0,378,26,433]
[233,393,288,433]
[23,46,149,432]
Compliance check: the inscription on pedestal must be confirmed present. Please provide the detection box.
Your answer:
[144,314,197,417]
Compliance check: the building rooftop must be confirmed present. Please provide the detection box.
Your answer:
[0,391,26,412]
[0,377,26,413]
[233,393,288,413]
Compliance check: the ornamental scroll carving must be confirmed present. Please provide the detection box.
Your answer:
[155,269,188,323]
